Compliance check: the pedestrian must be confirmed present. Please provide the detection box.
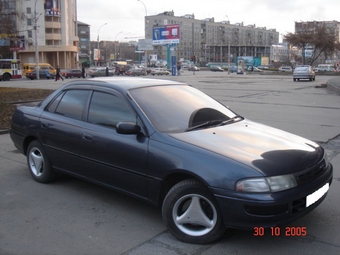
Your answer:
[55,65,64,81]
[177,62,181,76]
[106,66,109,76]
[82,66,86,78]
[45,69,50,79]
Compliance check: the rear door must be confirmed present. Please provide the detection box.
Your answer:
[39,89,91,173]
[39,87,149,197]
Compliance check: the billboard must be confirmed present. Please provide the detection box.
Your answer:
[138,39,153,51]
[45,0,61,17]
[94,49,99,61]
[153,25,180,45]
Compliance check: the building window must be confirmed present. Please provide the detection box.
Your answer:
[27,18,32,26]
[26,7,31,14]
[28,30,32,38]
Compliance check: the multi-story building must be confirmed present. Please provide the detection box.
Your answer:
[78,21,91,66]
[145,11,279,64]
[9,0,79,69]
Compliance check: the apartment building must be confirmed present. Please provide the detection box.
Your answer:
[9,0,79,69]
[78,21,91,66]
[145,11,279,63]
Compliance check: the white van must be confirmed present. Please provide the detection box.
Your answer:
[316,64,334,72]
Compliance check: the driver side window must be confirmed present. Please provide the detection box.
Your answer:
[88,91,135,128]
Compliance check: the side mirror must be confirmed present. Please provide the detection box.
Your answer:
[116,122,141,135]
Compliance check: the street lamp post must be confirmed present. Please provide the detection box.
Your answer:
[226,15,231,74]
[97,23,107,66]
[34,0,39,79]
[114,31,123,62]
[137,0,147,74]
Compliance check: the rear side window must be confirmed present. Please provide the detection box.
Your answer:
[47,90,90,120]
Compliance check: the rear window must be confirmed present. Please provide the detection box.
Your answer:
[295,67,309,71]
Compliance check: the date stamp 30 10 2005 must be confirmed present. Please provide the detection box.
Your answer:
[254,226,307,237]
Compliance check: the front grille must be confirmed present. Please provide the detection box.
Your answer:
[295,162,326,185]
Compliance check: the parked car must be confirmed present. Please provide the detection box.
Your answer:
[61,69,83,78]
[247,66,262,72]
[210,66,224,72]
[315,64,334,72]
[150,68,170,75]
[10,77,332,244]
[188,66,200,71]
[257,65,275,70]
[25,70,55,80]
[293,65,315,81]
[125,67,146,76]
[228,66,238,73]
[87,67,114,77]
[279,66,293,72]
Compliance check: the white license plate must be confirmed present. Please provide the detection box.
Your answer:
[306,183,329,207]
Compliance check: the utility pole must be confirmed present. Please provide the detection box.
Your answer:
[34,0,40,79]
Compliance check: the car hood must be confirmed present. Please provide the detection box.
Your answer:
[169,119,323,176]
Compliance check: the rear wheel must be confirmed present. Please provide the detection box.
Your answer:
[162,179,225,244]
[27,140,56,183]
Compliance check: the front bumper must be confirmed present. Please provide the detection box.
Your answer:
[212,163,333,229]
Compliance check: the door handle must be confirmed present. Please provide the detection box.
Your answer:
[82,133,93,141]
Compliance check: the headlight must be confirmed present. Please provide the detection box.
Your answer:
[236,174,297,193]
[266,175,297,192]
[236,178,270,192]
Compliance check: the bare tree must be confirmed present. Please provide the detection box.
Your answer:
[0,2,26,58]
[284,23,340,65]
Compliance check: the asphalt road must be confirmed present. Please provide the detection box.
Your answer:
[1,72,339,255]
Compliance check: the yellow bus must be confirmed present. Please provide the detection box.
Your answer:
[0,59,22,81]
[22,63,56,76]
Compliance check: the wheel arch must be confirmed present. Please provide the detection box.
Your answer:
[23,136,39,155]
[157,171,209,207]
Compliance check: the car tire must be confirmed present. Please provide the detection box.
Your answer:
[162,179,225,244]
[27,140,57,183]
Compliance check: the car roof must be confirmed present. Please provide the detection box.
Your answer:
[62,77,186,93]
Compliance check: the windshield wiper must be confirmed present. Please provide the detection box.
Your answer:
[186,116,243,132]
[186,119,225,132]
[217,115,243,126]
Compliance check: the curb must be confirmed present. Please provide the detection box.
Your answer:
[0,129,9,135]
[327,77,340,95]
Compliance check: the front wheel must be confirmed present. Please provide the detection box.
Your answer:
[162,179,225,244]
[27,140,56,183]
[3,73,11,81]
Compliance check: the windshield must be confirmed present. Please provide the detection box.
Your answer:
[129,85,239,133]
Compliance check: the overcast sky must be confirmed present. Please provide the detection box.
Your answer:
[77,0,340,42]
